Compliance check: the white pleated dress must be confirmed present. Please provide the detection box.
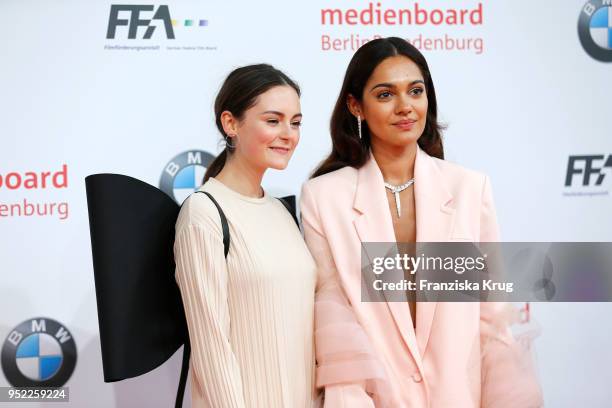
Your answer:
[174,177,318,408]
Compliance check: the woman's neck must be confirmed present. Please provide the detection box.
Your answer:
[214,153,265,198]
[371,142,417,185]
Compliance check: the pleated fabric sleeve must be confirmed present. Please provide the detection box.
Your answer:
[174,218,247,407]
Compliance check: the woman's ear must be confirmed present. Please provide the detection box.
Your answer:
[347,94,363,119]
[220,111,239,137]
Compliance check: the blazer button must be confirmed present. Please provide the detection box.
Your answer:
[412,372,423,383]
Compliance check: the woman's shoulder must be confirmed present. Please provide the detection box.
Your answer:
[175,188,223,236]
[428,155,492,204]
[431,155,488,186]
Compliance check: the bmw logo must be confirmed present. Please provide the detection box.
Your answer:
[578,0,612,62]
[1,318,77,387]
[159,150,216,204]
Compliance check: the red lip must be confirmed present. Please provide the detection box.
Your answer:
[393,119,417,130]
[269,147,290,155]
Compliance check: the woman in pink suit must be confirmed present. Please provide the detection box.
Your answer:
[300,37,543,407]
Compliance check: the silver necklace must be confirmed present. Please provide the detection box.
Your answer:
[384,179,415,218]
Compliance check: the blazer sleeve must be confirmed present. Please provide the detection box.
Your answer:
[478,176,544,408]
[174,222,247,408]
[300,182,378,408]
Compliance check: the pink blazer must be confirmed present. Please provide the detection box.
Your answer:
[300,146,543,408]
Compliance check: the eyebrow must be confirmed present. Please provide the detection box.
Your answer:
[369,80,425,92]
[261,110,303,118]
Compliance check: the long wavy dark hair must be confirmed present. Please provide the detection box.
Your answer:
[311,37,444,178]
[203,64,301,182]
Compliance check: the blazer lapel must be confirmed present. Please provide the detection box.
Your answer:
[352,147,456,364]
[352,153,424,370]
[414,145,455,356]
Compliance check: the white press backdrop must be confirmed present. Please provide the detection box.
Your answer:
[1,0,611,407]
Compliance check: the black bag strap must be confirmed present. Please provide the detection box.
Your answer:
[192,191,230,258]
[175,341,190,408]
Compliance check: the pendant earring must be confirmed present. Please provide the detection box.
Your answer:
[357,114,362,139]
[225,135,236,150]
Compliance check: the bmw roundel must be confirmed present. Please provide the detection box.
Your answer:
[1,317,77,387]
[578,0,612,62]
[159,150,216,204]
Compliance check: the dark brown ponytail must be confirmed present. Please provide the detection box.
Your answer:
[203,149,228,183]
